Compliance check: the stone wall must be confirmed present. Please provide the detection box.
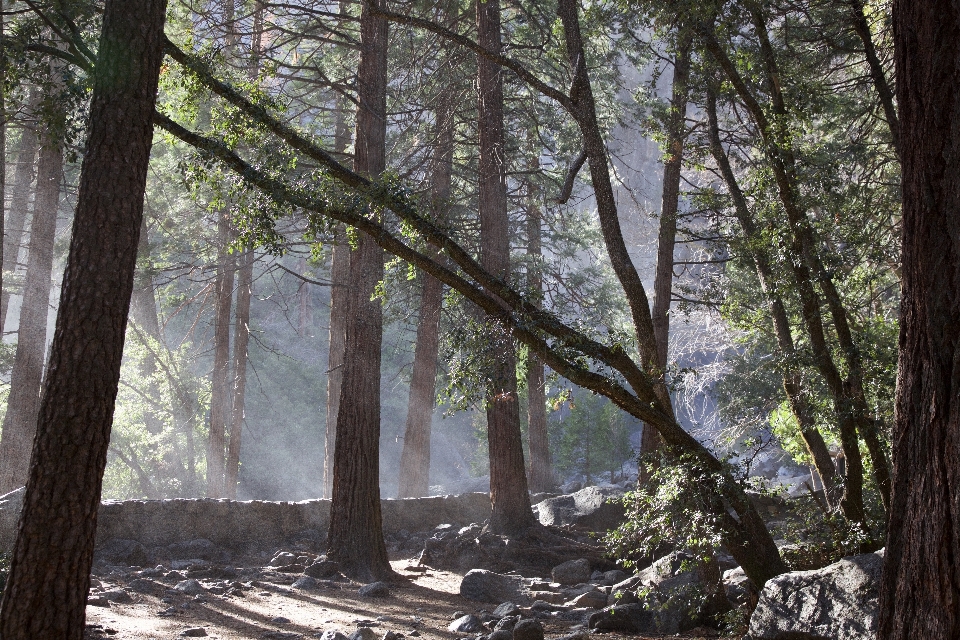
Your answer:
[0,489,491,552]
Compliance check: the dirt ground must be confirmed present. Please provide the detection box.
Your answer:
[83,560,722,640]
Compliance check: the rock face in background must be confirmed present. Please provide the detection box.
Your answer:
[0,489,490,554]
[533,486,625,532]
[747,550,883,640]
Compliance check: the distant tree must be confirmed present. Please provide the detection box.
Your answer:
[0,1,168,636]
[878,1,960,636]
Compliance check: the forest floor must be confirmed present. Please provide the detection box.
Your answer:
[82,560,722,640]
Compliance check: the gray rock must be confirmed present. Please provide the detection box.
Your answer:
[493,602,521,618]
[305,560,341,578]
[358,581,390,597]
[606,575,642,606]
[567,591,606,609]
[174,579,207,596]
[552,559,591,585]
[554,633,590,640]
[722,567,755,607]
[588,604,654,632]
[180,628,208,637]
[601,570,627,586]
[292,575,318,590]
[349,627,379,640]
[459,569,525,603]
[512,619,544,640]
[319,632,350,640]
[747,550,883,640]
[534,486,624,532]
[448,615,484,633]
[86,595,110,608]
[494,616,519,631]
[99,589,133,603]
[128,578,158,594]
[95,538,149,566]
[270,552,297,566]
[271,616,292,624]
[488,631,512,640]
[382,632,402,640]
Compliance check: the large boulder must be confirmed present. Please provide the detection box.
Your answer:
[747,550,883,640]
[589,552,727,635]
[459,569,526,603]
[551,558,592,585]
[534,486,624,532]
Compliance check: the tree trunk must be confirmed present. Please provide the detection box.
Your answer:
[0,96,40,335]
[878,2,960,636]
[225,248,252,498]
[477,0,537,535]
[848,0,899,156]
[642,38,691,474]
[0,129,62,494]
[396,99,453,499]
[0,3,166,636]
[206,212,235,498]
[326,0,394,582]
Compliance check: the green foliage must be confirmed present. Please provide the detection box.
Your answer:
[551,391,633,485]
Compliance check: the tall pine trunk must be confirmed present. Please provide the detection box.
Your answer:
[396,101,452,498]
[878,2,960,636]
[206,212,235,498]
[0,130,62,494]
[326,0,395,581]
[0,2,167,635]
[477,0,536,535]
[225,248,252,498]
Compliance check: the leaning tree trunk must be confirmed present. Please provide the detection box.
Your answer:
[477,0,537,535]
[0,2,167,637]
[326,0,395,582]
[396,99,453,499]
[878,2,960,637]
[225,248,252,498]
[206,211,235,498]
[0,104,40,333]
[0,129,62,494]
[642,38,691,475]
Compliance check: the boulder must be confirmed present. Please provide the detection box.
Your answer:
[488,631,512,640]
[459,569,525,603]
[304,560,341,578]
[512,619,544,640]
[174,579,207,596]
[534,486,624,532]
[358,581,390,598]
[552,559,591,585]
[568,591,606,609]
[588,603,654,632]
[747,550,883,640]
[493,602,521,618]
[448,615,484,633]
[722,567,756,607]
[94,538,149,567]
[292,576,318,590]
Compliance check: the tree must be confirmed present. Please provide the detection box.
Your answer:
[325,0,395,581]
[0,1,168,636]
[206,209,235,498]
[877,1,960,636]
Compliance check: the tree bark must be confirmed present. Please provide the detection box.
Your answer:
[0,2,167,636]
[848,0,899,156]
[878,2,960,636]
[642,38,692,473]
[477,0,537,535]
[206,211,235,498]
[0,95,40,335]
[396,98,453,499]
[225,248,252,498]
[0,129,62,494]
[326,0,395,582]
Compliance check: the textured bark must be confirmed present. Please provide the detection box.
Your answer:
[477,0,536,535]
[396,100,453,499]
[0,100,39,334]
[705,90,841,511]
[326,0,394,581]
[642,40,692,471]
[206,212,235,498]
[0,130,62,494]
[878,2,960,636]
[0,2,166,637]
[225,248,252,498]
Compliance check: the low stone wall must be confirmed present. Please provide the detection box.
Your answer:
[0,489,491,553]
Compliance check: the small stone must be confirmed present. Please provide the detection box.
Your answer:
[349,628,378,640]
[358,581,390,598]
[512,619,544,640]
[381,632,402,640]
[180,628,208,637]
[276,563,307,573]
[86,596,110,608]
[448,615,484,633]
[292,576,319,590]
[164,570,187,582]
[452,611,467,620]
[99,588,132,603]
[128,578,158,594]
[175,579,206,596]
[270,552,297,566]
[492,602,520,618]
[305,560,341,579]
[319,631,351,640]
[271,616,292,624]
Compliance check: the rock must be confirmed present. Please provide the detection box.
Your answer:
[99,589,133,603]
[292,576,318,590]
[488,631,512,640]
[305,560,341,578]
[459,569,525,603]
[448,615,484,633]
[529,591,565,605]
[164,570,187,582]
[588,604,654,632]
[358,581,390,598]
[275,563,306,573]
[180,629,208,637]
[534,486,625,532]
[552,559,591,585]
[722,567,755,607]
[494,616,519,631]
[555,632,590,640]
[601,570,627,586]
[95,538,149,567]
[349,627,379,640]
[271,616,292,624]
[493,602,521,618]
[174,579,207,596]
[270,552,297,566]
[512,619,544,640]
[86,595,110,608]
[319,632,350,640]
[382,632,402,640]
[128,578,159,594]
[568,591,606,609]
[747,550,883,640]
